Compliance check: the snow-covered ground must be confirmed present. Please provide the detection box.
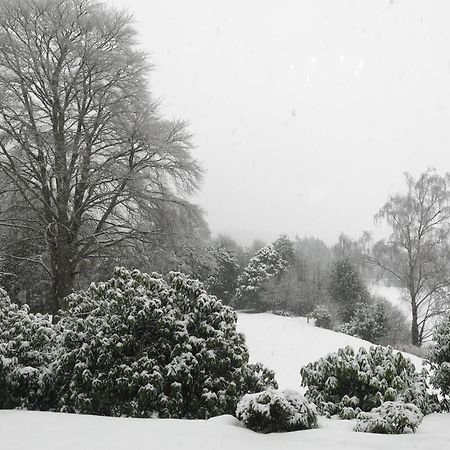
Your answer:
[236,312,424,391]
[1,312,448,450]
[1,409,449,450]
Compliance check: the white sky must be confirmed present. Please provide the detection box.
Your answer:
[111,0,450,246]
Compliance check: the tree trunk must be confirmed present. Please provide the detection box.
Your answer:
[51,259,74,317]
[48,225,75,318]
[411,303,419,346]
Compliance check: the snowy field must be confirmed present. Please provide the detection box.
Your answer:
[2,407,449,450]
[236,312,424,391]
[1,312,449,450]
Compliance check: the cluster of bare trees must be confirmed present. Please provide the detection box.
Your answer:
[0,0,202,314]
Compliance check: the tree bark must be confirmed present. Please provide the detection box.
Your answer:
[48,225,75,318]
[411,302,419,346]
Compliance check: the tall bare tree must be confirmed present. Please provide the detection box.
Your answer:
[0,0,202,314]
[368,169,450,346]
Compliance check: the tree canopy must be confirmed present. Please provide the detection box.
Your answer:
[0,0,202,313]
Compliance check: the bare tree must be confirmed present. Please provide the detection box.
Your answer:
[367,169,450,346]
[0,0,202,314]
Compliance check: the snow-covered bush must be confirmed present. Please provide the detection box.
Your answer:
[300,345,432,417]
[309,305,332,329]
[235,245,286,311]
[241,362,279,394]
[428,313,450,410]
[340,298,411,347]
[339,302,385,343]
[354,401,423,434]
[236,389,317,433]
[54,268,277,418]
[0,288,55,409]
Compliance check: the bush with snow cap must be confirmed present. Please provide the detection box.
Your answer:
[236,389,317,433]
[301,345,432,418]
[309,305,333,329]
[428,313,450,410]
[54,267,277,418]
[0,288,56,409]
[354,401,423,434]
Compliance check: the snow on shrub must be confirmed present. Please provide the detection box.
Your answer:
[234,245,286,311]
[309,305,332,329]
[339,302,385,343]
[354,401,423,434]
[0,288,55,409]
[241,362,279,394]
[428,313,450,410]
[236,389,317,433]
[300,345,432,418]
[54,268,277,418]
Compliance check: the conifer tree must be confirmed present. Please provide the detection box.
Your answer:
[235,245,286,311]
[328,258,369,322]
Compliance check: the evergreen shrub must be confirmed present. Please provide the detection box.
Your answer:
[236,389,317,433]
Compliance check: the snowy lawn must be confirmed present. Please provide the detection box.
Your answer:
[1,312,446,450]
[1,410,449,450]
[236,312,424,391]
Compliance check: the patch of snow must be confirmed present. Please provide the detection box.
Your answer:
[207,414,243,427]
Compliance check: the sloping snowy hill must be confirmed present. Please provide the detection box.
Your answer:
[236,312,423,391]
[1,312,448,450]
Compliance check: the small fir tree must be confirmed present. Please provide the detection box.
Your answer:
[328,259,370,322]
[272,235,296,266]
[235,245,287,311]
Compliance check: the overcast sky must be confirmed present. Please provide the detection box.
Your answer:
[111,0,450,246]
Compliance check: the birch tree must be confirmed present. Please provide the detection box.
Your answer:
[370,170,450,346]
